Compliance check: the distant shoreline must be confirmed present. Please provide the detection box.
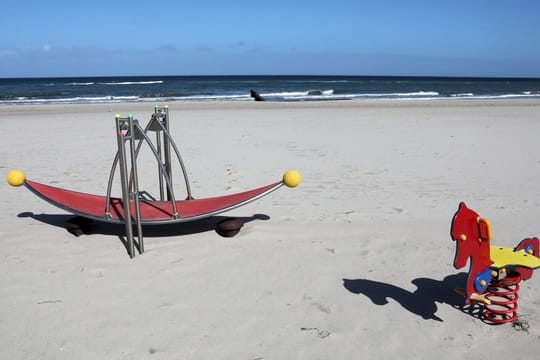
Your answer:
[3,96,540,107]
[2,98,540,116]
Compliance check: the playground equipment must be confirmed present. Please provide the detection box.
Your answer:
[450,202,540,324]
[7,105,301,258]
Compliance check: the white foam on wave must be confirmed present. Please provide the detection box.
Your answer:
[396,91,439,96]
[263,89,335,97]
[178,94,249,101]
[101,81,164,85]
[66,82,95,86]
[327,91,440,98]
[0,95,141,105]
[3,89,540,105]
[468,93,540,99]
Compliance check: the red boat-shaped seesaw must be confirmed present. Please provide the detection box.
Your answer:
[7,106,301,257]
[20,179,287,225]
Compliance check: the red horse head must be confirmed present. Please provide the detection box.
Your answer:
[450,202,494,302]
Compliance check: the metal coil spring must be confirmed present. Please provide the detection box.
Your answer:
[483,272,521,324]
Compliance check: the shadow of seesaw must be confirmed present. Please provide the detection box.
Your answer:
[17,211,270,237]
[343,273,483,322]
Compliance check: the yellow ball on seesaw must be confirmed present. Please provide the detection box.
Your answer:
[7,169,26,187]
[283,170,301,188]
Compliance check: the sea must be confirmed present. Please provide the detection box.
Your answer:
[1,75,539,105]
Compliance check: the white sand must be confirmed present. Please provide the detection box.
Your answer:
[1,99,540,359]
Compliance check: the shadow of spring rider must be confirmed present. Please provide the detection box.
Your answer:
[7,105,301,258]
[450,202,540,324]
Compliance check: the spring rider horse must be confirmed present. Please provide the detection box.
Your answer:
[450,202,540,324]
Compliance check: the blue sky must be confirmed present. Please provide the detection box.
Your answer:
[1,0,539,77]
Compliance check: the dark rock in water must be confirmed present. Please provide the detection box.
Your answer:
[307,90,323,96]
[250,89,266,101]
[65,216,94,236]
[216,218,244,237]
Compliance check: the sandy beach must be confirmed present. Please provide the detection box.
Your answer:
[2,99,540,359]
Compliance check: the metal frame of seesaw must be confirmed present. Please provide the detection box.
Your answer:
[105,105,193,258]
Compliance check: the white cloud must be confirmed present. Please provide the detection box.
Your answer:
[0,49,17,57]
[0,44,53,58]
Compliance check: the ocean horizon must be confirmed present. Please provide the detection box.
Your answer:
[1,75,540,105]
